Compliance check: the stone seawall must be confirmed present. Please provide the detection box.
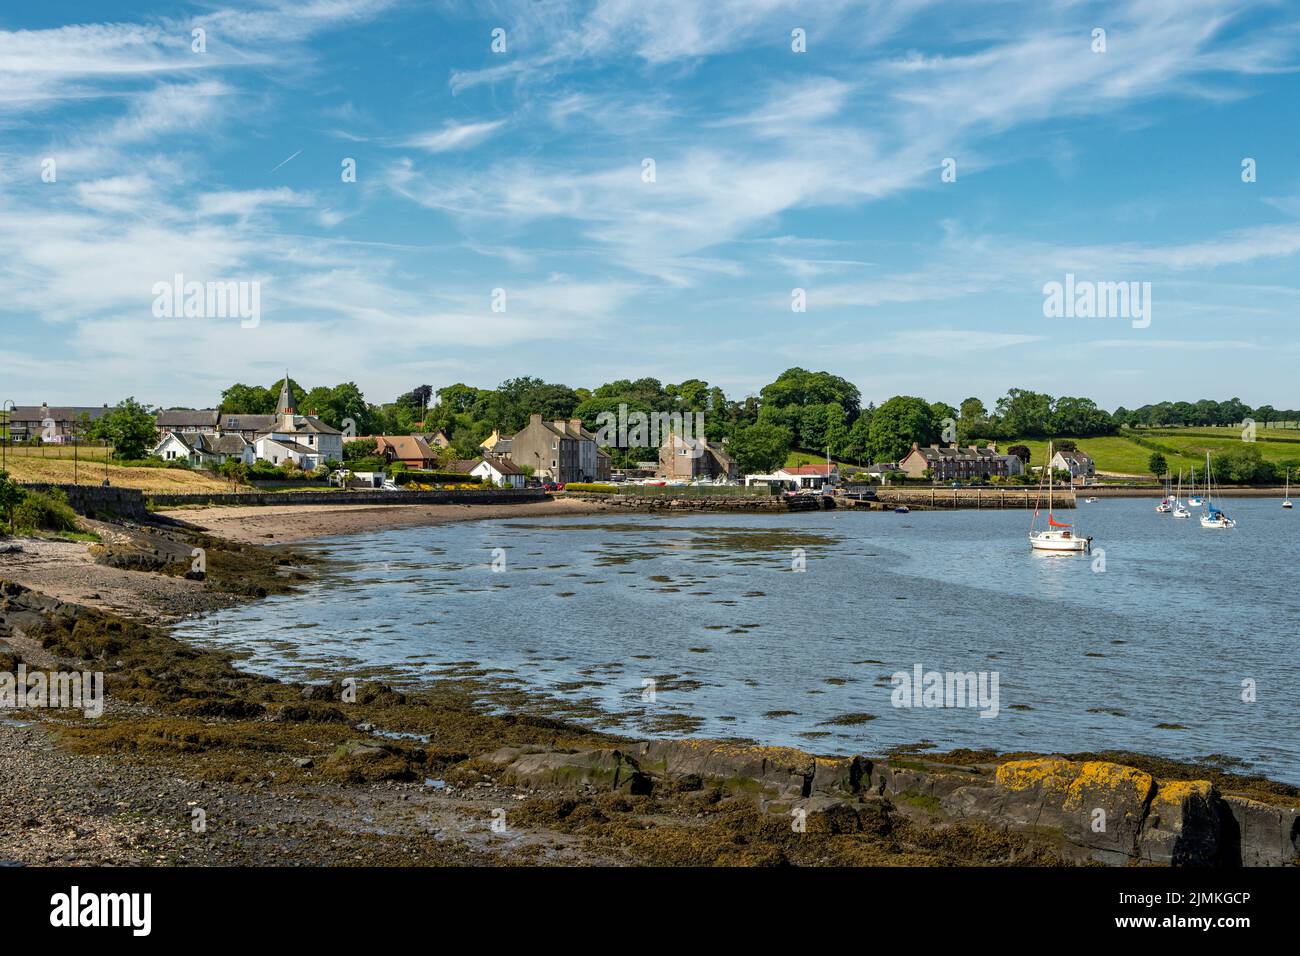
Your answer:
[19,484,150,521]
[147,488,548,508]
[567,492,787,512]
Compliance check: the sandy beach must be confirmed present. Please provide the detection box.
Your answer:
[156,496,610,545]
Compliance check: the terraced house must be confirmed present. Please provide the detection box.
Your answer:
[7,403,110,442]
[899,442,1016,482]
[507,414,610,483]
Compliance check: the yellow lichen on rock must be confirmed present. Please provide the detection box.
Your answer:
[995,758,1077,794]
[1063,762,1154,809]
[1153,779,1214,806]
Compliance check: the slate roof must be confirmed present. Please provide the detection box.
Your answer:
[156,409,219,430]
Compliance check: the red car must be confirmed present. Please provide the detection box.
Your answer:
[543,482,565,492]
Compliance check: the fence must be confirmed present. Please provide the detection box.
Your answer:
[0,440,115,463]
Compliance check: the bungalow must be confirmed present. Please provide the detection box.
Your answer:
[373,435,439,469]
[1049,449,1095,482]
[864,462,903,481]
[775,463,839,489]
[471,455,525,488]
[657,433,738,481]
[153,431,255,468]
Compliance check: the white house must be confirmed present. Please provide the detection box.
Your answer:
[1050,449,1095,482]
[774,463,839,489]
[469,455,526,488]
[152,431,255,468]
[250,376,344,469]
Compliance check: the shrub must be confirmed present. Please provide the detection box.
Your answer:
[393,471,481,486]
[564,483,620,493]
[13,488,81,535]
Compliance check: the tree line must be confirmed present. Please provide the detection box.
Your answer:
[69,374,1291,475]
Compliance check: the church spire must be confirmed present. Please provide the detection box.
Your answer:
[276,373,295,416]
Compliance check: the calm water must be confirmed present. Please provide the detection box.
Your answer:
[175,499,1300,782]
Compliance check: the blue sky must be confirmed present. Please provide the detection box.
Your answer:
[2,0,1299,411]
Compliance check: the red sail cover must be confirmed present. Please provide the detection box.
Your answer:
[1047,513,1071,528]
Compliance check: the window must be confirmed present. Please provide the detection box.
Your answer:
[551,441,558,450]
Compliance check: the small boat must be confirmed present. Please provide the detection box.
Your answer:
[1029,442,1091,552]
[1085,496,1099,504]
[1199,452,1236,529]
[894,506,910,514]
[1284,468,1293,509]
[1155,474,1173,512]
[1187,467,1202,507]
[1172,470,1190,518]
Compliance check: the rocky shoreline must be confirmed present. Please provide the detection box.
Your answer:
[2,509,1297,867]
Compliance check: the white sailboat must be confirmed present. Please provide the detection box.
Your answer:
[1200,451,1236,529]
[1154,471,1173,513]
[1029,442,1091,552]
[1172,469,1190,518]
[1284,468,1293,509]
[1187,466,1202,507]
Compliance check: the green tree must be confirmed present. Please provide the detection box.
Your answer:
[868,396,938,464]
[89,398,159,460]
[729,422,792,474]
[995,388,1054,437]
[343,437,378,462]
[1148,452,1168,478]
[0,470,25,534]
[220,382,275,415]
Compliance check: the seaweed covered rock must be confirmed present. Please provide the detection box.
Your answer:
[491,747,651,794]
[991,758,1154,864]
[323,739,422,783]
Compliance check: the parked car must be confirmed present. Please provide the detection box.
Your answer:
[543,481,566,491]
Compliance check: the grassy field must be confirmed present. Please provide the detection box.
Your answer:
[2,451,236,492]
[784,450,859,469]
[1001,428,1300,478]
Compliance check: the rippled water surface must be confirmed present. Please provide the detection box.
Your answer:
[174,499,1300,782]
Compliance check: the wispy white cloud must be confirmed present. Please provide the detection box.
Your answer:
[403,120,505,153]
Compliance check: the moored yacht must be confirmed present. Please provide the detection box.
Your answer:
[1029,442,1091,552]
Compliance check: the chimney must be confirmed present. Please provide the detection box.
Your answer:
[529,413,542,426]
[911,442,919,451]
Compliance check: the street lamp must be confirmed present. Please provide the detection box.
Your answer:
[1,400,14,473]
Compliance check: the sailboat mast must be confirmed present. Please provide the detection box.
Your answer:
[1048,441,1053,515]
